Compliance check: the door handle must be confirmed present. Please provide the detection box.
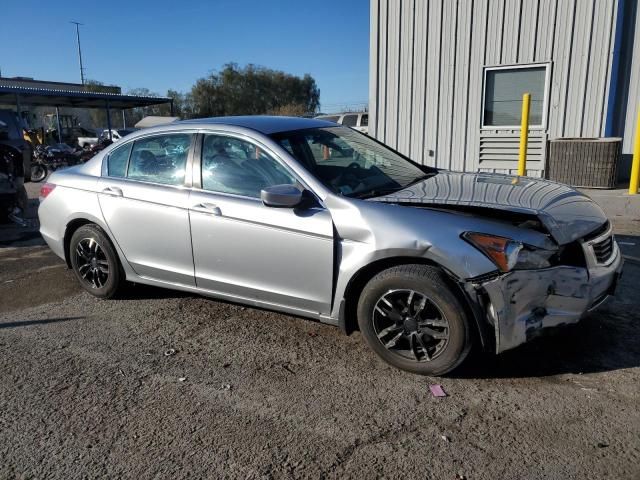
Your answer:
[192,202,221,216]
[102,186,123,197]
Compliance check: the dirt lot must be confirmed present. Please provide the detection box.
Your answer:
[0,186,639,479]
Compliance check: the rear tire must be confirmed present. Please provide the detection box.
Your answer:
[357,264,472,376]
[30,164,47,183]
[69,224,124,299]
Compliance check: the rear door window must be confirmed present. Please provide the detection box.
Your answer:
[106,142,132,177]
[127,133,192,185]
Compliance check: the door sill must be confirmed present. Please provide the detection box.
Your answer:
[133,274,325,321]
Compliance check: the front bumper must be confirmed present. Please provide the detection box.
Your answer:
[475,233,623,353]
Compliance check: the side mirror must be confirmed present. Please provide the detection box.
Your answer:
[261,184,305,208]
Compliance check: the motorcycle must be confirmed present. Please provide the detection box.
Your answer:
[30,143,82,182]
[79,136,113,162]
[30,136,114,183]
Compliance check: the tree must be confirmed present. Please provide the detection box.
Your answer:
[124,87,161,126]
[189,63,320,117]
[88,63,320,128]
[268,103,309,116]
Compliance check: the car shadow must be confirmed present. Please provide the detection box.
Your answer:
[0,196,43,249]
[0,230,44,248]
[453,312,640,379]
[0,316,85,329]
[452,234,640,379]
[118,283,194,301]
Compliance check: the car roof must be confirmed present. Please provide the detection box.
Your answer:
[177,115,336,134]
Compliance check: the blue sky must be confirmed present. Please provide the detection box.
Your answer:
[1,0,369,112]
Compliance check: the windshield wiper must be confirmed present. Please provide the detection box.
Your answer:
[352,173,435,199]
[351,188,401,199]
[354,172,436,199]
[403,172,436,188]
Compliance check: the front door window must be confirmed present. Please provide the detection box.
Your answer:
[201,134,296,197]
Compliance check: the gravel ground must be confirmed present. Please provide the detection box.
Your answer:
[0,186,639,479]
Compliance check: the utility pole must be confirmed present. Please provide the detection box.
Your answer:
[70,21,85,85]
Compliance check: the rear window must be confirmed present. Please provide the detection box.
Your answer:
[342,114,358,127]
[361,114,368,126]
[318,116,339,123]
[107,142,132,177]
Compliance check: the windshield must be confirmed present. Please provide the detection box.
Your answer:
[270,126,435,198]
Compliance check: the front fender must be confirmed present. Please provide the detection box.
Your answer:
[325,194,554,321]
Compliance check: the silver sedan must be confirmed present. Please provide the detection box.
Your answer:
[38,116,623,375]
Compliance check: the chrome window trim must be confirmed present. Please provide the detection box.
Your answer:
[101,129,200,186]
[188,184,328,212]
[100,126,329,207]
[96,174,193,192]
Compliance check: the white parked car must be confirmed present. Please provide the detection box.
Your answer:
[315,112,368,134]
[75,128,100,148]
[99,128,138,142]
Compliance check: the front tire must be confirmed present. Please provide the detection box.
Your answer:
[357,264,472,376]
[69,224,124,299]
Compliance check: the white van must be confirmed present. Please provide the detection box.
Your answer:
[315,112,368,134]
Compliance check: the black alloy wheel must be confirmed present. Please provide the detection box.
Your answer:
[357,264,471,376]
[74,237,110,289]
[372,289,450,362]
[69,224,123,298]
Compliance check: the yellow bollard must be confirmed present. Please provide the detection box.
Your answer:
[629,105,640,195]
[518,93,531,177]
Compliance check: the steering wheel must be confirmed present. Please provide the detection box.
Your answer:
[333,162,365,192]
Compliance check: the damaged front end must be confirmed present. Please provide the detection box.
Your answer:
[466,222,623,353]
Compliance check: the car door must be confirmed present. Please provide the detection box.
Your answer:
[188,132,334,315]
[98,132,196,286]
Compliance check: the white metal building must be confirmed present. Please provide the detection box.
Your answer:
[369,0,640,178]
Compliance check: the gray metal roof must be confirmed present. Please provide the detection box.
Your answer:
[178,115,335,134]
[0,84,171,109]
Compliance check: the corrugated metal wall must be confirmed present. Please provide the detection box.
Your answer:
[369,0,624,175]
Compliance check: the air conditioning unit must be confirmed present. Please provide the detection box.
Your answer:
[546,138,621,188]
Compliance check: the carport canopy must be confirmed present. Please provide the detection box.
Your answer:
[1,84,173,142]
[0,84,172,109]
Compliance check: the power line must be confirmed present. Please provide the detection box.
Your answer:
[321,101,369,114]
[322,100,369,107]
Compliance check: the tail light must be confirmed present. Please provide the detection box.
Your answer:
[39,183,56,201]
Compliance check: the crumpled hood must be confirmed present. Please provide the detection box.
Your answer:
[371,171,608,245]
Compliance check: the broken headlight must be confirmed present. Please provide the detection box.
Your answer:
[462,232,556,272]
